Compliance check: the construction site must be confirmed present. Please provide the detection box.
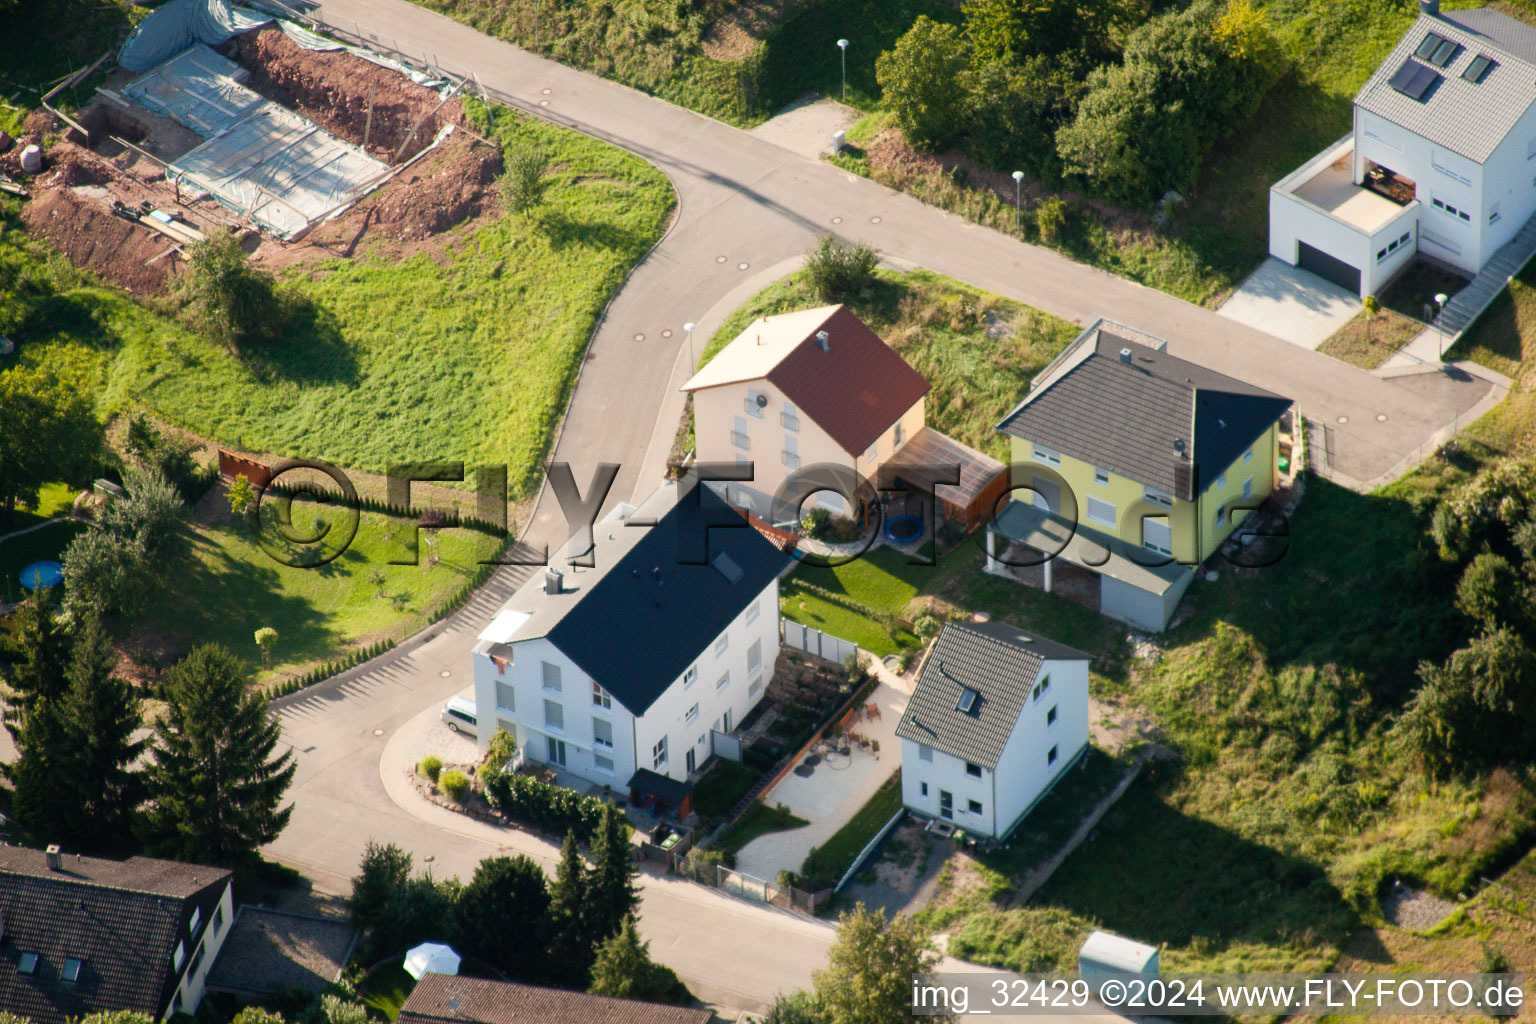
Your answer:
[0,0,504,295]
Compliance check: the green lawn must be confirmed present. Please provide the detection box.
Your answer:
[973,746,1132,880]
[692,758,759,824]
[0,520,87,607]
[779,545,930,656]
[359,960,415,1021]
[0,0,138,137]
[799,770,903,891]
[716,801,810,861]
[136,505,504,683]
[7,105,673,502]
[1316,308,1423,370]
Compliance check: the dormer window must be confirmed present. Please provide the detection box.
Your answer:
[62,958,82,984]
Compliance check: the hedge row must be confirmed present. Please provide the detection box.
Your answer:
[481,770,611,845]
[267,637,399,698]
[261,483,509,537]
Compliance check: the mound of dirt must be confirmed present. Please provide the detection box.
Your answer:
[23,187,181,295]
[229,27,467,164]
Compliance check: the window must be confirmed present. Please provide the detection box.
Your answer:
[1215,471,1227,490]
[747,639,762,674]
[1031,675,1050,702]
[1032,443,1061,466]
[213,905,224,935]
[1217,505,1228,527]
[1490,202,1502,225]
[918,743,933,763]
[1431,197,1472,222]
[541,662,562,692]
[781,402,799,432]
[1047,745,1059,765]
[1086,496,1115,527]
[716,672,730,694]
[653,736,668,769]
[732,415,750,450]
[920,782,929,797]
[594,753,614,773]
[956,688,979,713]
[745,600,760,626]
[190,907,201,934]
[1046,705,1058,727]
[714,634,729,657]
[591,681,612,710]
[967,799,983,815]
[1143,486,1173,508]
[495,681,516,712]
[62,958,82,984]
[189,943,205,978]
[894,420,905,448]
[745,389,765,418]
[863,442,877,463]
[1242,476,1253,500]
[543,698,564,732]
[783,437,800,470]
[18,952,37,975]
[1143,517,1173,557]
[1243,447,1253,464]
[592,717,613,749]
[683,665,697,688]
[965,761,983,779]
[685,703,700,725]
[748,676,762,699]
[172,942,184,970]
[498,717,517,741]
[546,737,567,766]
[1528,136,1536,160]
[1094,467,1109,486]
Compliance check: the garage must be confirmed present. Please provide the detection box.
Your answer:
[1297,241,1362,294]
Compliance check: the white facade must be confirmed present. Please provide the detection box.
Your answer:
[472,577,780,788]
[900,655,1090,839]
[165,880,235,1018]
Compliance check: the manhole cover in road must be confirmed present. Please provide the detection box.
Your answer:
[633,332,646,342]
[372,729,384,736]
[1337,416,1349,424]
[538,99,549,107]
[737,262,749,270]
[716,255,727,263]
[440,670,451,678]
[661,329,673,338]
[831,216,843,224]
[541,88,552,95]
[869,215,882,224]
[1377,413,1388,422]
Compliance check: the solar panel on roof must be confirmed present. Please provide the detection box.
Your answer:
[1430,38,1459,67]
[1416,33,1444,60]
[1389,59,1440,101]
[1463,54,1494,83]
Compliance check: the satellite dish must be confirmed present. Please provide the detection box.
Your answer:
[755,393,768,408]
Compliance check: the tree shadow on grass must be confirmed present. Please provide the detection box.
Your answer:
[1033,764,1356,958]
[536,208,655,254]
[245,295,360,387]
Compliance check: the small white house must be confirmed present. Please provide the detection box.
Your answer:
[895,620,1089,839]
[471,481,793,811]
[1269,0,1536,297]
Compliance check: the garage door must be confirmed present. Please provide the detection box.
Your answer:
[1298,242,1361,294]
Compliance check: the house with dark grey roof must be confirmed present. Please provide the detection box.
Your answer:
[0,844,234,1024]
[1270,0,1536,298]
[471,482,793,811]
[897,620,1090,839]
[682,304,1006,530]
[399,971,711,1024]
[988,319,1291,632]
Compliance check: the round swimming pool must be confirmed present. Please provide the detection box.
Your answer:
[884,514,924,544]
[19,560,63,590]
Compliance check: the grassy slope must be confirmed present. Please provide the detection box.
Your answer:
[137,508,504,681]
[0,0,139,137]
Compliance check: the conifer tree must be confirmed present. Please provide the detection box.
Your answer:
[586,803,638,943]
[546,830,593,986]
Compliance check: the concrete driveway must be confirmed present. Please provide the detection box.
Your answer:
[1217,257,1362,350]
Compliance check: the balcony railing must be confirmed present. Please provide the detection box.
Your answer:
[780,412,799,432]
[731,431,750,450]
[781,450,800,470]
[743,398,764,418]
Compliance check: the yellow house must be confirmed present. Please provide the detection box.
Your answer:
[683,304,1005,528]
[987,319,1292,632]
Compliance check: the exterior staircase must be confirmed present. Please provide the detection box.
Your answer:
[1434,213,1536,334]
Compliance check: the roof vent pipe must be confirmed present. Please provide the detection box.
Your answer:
[543,568,563,595]
[816,330,830,352]
[1119,347,1132,363]
[1420,0,1439,15]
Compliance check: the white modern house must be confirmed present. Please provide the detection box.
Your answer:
[1270,0,1536,298]
[895,620,1090,839]
[470,482,793,814]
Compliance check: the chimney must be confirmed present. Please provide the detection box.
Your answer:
[543,568,563,595]
[1118,347,1132,363]
[816,330,830,352]
[45,845,62,871]
[1420,0,1439,16]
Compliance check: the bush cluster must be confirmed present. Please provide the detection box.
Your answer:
[481,768,612,844]
[438,769,471,801]
[268,638,398,697]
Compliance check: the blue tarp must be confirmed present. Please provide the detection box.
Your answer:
[118,0,272,72]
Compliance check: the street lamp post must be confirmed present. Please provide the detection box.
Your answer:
[1434,292,1449,358]
[684,321,697,370]
[837,39,849,103]
[1011,170,1024,233]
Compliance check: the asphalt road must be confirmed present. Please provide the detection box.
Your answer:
[261,0,1512,1011]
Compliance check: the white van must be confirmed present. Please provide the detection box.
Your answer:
[441,696,477,734]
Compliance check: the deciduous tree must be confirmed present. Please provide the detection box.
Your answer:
[0,362,102,515]
[813,904,950,1024]
[875,17,970,152]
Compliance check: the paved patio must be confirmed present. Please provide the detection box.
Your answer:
[1217,256,1361,350]
[748,94,862,161]
[734,677,907,881]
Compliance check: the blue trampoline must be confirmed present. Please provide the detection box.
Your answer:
[884,515,925,544]
[19,561,63,590]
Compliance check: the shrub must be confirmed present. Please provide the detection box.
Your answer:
[439,769,471,801]
[501,145,550,214]
[1035,197,1068,244]
[801,506,832,540]
[875,16,970,151]
[913,613,941,638]
[179,229,297,354]
[419,755,443,783]
[803,234,878,303]
[482,769,609,843]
